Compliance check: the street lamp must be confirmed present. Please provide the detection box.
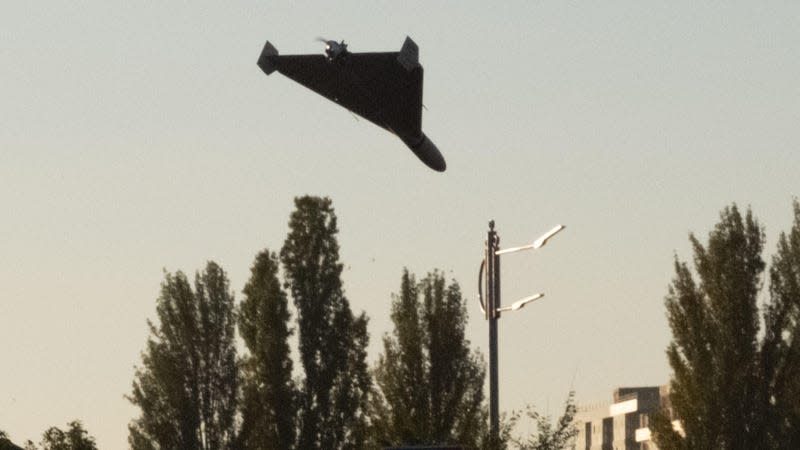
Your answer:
[478,221,565,444]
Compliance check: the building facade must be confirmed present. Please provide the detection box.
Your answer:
[573,386,671,450]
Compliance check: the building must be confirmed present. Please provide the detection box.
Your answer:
[573,386,671,450]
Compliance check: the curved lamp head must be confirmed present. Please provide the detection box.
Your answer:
[496,293,544,313]
[532,225,565,249]
[496,225,565,255]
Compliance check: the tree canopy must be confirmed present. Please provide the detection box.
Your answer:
[238,249,296,450]
[512,391,577,450]
[4,422,98,450]
[128,262,238,450]
[281,196,371,449]
[0,430,24,450]
[371,269,486,448]
[652,202,800,449]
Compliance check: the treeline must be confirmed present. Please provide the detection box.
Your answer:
[0,422,97,450]
[126,196,495,450]
[3,195,575,450]
[18,198,799,449]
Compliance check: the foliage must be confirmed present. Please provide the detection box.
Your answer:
[39,422,97,450]
[477,412,516,450]
[9,422,98,450]
[652,203,800,449]
[0,430,24,450]
[760,200,800,447]
[280,196,371,449]
[238,249,296,450]
[371,269,486,448]
[511,391,577,450]
[128,262,238,450]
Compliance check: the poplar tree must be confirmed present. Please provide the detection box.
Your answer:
[128,262,238,450]
[280,196,371,449]
[760,200,800,447]
[372,269,485,448]
[652,203,800,449]
[238,249,296,450]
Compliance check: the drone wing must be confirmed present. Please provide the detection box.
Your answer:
[258,40,423,137]
[344,51,423,137]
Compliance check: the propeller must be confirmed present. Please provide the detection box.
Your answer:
[315,37,334,50]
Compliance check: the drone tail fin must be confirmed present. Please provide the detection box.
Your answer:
[397,36,420,71]
[257,41,279,75]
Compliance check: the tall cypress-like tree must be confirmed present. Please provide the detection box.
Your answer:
[128,262,238,450]
[372,269,485,448]
[238,249,296,450]
[653,205,764,449]
[760,200,800,447]
[652,204,800,449]
[372,270,428,445]
[280,196,371,449]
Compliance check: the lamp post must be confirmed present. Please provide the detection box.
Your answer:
[479,221,565,443]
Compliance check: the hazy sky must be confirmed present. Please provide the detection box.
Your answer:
[2,1,799,447]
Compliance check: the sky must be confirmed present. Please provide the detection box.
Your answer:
[2,1,799,447]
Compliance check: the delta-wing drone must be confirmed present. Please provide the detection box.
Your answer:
[257,37,446,172]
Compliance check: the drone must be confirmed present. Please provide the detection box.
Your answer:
[257,36,446,172]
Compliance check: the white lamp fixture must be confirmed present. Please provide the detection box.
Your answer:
[495,225,565,255]
[496,293,544,312]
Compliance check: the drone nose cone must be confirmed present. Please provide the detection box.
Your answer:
[406,133,446,172]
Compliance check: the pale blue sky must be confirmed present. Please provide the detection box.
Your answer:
[2,1,799,447]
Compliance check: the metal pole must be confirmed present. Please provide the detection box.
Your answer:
[487,220,500,443]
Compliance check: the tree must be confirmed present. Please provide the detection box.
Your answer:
[10,422,98,450]
[0,430,25,450]
[128,262,238,450]
[760,200,800,447]
[280,196,371,449]
[371,269,486,448]
[238,249,296,450]
[653,205,764,449]
[512,391,578,450]
[39,422,97,450]
[652,203,800,449]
